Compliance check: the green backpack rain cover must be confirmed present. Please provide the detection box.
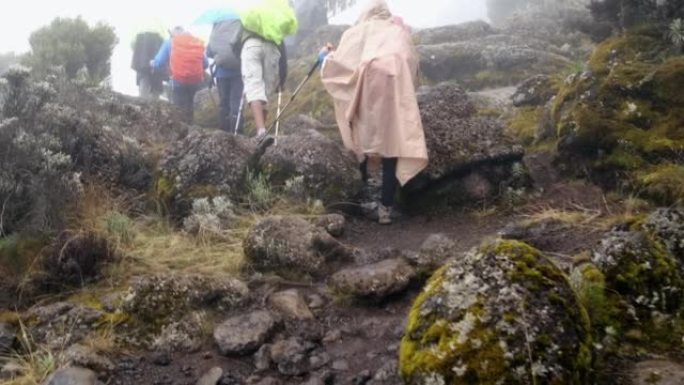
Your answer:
[240,0,299,45]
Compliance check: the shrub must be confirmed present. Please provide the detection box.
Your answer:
[25,17,117,85]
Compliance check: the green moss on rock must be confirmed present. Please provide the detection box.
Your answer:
[400,240,591,385]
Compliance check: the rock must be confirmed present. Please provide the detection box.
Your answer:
[300,377,325,385]
[259,129,362,203]
[315,214,346,237]
[123,274,247,324]
[512,75,557,107]
[644,207,684,260]
[307,294,326,310]
[369,359,399,385]
[630,360,684,385]
[500,217,576,253]
[352,370,372,384]
[322,329,342,344]
[278,114,326,135]
[152,311,206,353]
[417,34,571,87]
[193,88,220,128]
[157,129,265,218]
[43,367,99,385]
[270,337,312,376]
[413,21,494,45]
[26,304,104,348]
[41,231,117,289]
[196,367,223,385]
[213,310,278,355]
[308,350,330,370]
[244,216,353,276]
[254,344,272,372]
[151,351,171,366]
[293,25,347,61]
[329,258,417,299]
[406,83,528,207]
[250,377,281,385]
[400,240,591,384]
[592,230,683,316]
[64,344,115,375]
[269,289,314,320]
[0,322,16,354]
[219,373,244,385]
[410,234,457,273]
[331,359,349,371]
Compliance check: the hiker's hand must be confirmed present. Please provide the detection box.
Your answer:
[318,43,334,63]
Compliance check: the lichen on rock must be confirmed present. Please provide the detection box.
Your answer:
[400,239,591,384]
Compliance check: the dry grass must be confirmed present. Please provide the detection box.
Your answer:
[0,320,66,385]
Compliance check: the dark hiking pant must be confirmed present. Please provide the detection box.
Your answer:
[172,82,200,123]
[361,157,399,207]
[217,76,244,133]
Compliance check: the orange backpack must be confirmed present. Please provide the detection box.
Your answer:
[170,34,205,84]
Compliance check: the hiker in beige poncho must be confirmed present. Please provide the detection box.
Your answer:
[320,0,428,224]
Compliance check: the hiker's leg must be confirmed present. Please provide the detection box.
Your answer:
[360,156,369,183]
[187,84,199,124]
[381,158,399,207]
[217,77,231,131]
[229,76,245,134]
[242,39,268,134]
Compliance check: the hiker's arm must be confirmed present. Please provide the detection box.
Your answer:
[151,40,171,69]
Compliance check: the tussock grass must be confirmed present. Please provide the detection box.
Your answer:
[0,320,66,385]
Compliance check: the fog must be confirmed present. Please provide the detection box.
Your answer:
[0,0,488,95]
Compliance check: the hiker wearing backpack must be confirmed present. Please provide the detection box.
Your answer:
[152,27,208,123]
[207,19,244,133]
[240,0,298,138]
[131,30,165,100]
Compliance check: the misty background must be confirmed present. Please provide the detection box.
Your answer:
[0,0,488,96]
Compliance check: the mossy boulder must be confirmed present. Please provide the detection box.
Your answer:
[259,129,362,204]
[553,28,684,204]
[405,84,529,208]
[400,240,591,385]
[157,129,267,218]
[592,229,683,317]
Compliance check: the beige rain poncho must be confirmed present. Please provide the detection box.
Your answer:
[321,0,428,186]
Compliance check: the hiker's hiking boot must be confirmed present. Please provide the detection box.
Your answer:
[378,204,392,225]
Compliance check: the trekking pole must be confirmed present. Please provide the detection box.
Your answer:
[258,56,325,144]
[234,93,245,136]
[275,89,283,145]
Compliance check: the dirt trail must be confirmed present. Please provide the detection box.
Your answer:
[110,153,614,385]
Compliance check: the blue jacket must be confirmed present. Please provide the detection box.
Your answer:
[152,39,209,84]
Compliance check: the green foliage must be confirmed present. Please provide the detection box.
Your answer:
[669,18,684,52]
[245,170,275,211]
[26,17,118,84]
[105,211,135,246]
[506,107,544,145]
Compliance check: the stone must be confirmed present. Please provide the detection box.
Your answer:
[214,311,278,355]
[315,214,346,237]
[406,83,528,206]
[300,377,325,385]
[196,367,223,385]
[270,337,312,376]
[413,21,494,45]
[259,129,362,204]
[307,294,326,310]
[308,350,331,370]
[592,229,684,317]
[157,129,267,217]
[630,360,684,385]
[322,329,342,344]
[64,344,115,375]
[400,240,592,384]
[269,289,314,320]
[500,217,577,253]
[152,311,206,353]
[511,75,557,107]
[644,207,684,260]
[329,259,417,299]
[250,377,281,385]
[369,359,400,385]
[412,234,457,272]
[151,351,171,366]
[42,367,99,385]
[0,322,16,354]
[244,216,353,276]
[331,359,349,371]
[254,344,272,372]
[123,274,248,324]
